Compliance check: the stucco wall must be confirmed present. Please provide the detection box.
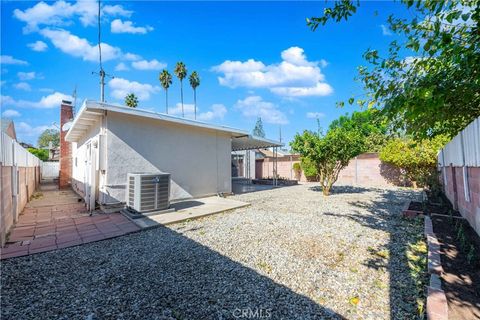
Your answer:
[104,112,232,203]
[71,120,102,199]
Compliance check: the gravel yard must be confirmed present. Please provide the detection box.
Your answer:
[1,183,425,320]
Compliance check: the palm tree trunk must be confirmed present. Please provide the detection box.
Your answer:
[180,80,184,117]
[165,90,168,114]
[194,89,197,120]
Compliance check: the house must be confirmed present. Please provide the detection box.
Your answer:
[63,100,282,211]
[1,119,17,140]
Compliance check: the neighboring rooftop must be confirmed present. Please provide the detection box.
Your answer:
[66,100,283,151]
[1,118,17,140]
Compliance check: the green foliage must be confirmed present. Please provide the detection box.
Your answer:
[124,93,138,108]
[252,117,266,138]
[300,157,318,179]
[379,135,448,187]
[292,162,302,173]
[159,69,173,113]
[37,129,59,148]
[174,62,188,117]
[308,1,480,138]
[329,109,390,152]
[291,126,364,195]
[189,71,200,90]
[27,148,49,161]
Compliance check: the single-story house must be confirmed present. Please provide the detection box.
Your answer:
[64,100,281,210]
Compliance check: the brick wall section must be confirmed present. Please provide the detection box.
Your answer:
[442,166,480,236]
[256,153,403,187]
[59,101,73,189]
[0,165,40,245]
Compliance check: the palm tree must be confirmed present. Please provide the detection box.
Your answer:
[159,69,172,114]
[174,62,187,117]
[189,71,200,120]
[124,93,138,108]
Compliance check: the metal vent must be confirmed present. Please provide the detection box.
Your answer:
[127,173,170,213]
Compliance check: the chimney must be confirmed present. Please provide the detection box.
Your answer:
[59,100,73,189]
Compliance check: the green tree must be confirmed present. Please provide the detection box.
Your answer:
[329,109,390,152]
[124,93,138,108]
[252,117,266,138]
[379,136,448,188]
[291,127,364,196]
[37,129,59,148]
[27,148,49,161]
[159,69,172,114]
[189,71,200,120]
[174,62,188,117]
[307,1,480,138]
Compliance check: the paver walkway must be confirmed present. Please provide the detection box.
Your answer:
[1,182,140,259]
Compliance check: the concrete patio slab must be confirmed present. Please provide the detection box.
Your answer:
[128,196,250,229]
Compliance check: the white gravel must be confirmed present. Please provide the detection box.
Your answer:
[1,183,422,319]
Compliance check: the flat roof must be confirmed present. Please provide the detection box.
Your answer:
[65,100,282,150]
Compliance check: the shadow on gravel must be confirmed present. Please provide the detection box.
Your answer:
[309,185,371,194]
[324,188,426,319]
[1,223,347,320]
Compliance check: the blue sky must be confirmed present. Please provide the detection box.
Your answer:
[1,1,410,146]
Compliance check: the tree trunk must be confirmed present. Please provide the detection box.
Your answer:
[165,90,168,114]
[412,181,418,189]
[180,80,184,117]
[194,89,197,120]
[322,185,330,196]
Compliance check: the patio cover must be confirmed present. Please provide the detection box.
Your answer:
[231,135,283,151]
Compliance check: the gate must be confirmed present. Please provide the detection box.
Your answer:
[41,161,59,179]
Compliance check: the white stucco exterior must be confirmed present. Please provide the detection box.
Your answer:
[67,101,281,209]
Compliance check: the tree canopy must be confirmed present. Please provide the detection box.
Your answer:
[308,0,480,139]
[124,93,138,108]
[37,129,59,148]
[253,117,266,138]
[27,148,49,161]
[379,135,449,187]
[291,126,364,196]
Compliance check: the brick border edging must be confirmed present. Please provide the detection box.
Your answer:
[402,200,424,218]
[424,216,448,320]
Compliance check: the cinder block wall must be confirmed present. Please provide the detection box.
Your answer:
[256,153,402,187]
[0,165,40,246]
[442,166,480,236]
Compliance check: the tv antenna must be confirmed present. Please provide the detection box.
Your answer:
[92,0,113,102]
[72,85,77,115]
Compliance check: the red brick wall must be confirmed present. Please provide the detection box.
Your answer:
[59,102,73,189]
[442,166,480,236]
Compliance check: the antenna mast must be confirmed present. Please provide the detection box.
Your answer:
[92,0,112,102]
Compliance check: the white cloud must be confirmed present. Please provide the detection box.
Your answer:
[17,71,38,81]
[212,47,333,97]
[14,82,32,91]
[39,88,54,92]
[111,19,153,34]
[169,103,227,121]
[306,112,325,119]
[271,83,333,97]
[1,92,72,109]
[115,62,129,71]
[1,55,28,65]
[15,122,56,137]
[234,96,288,125]
[131,59,166,71]
[13,1,132,33]
[380,24,392,36]
[2,109,21,117]
[40,28,121,62]
[108,77,160,101]
[123,53,142,61]
[27,40,48,52]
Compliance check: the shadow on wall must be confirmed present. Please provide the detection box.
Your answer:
[0,222,346,319]
[324,188,426,319]
[379,163,410,187]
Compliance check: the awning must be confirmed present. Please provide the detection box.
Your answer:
[231,135,283,151]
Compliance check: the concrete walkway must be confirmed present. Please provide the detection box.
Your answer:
[130,196,249,229]
[1,182,140,260]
